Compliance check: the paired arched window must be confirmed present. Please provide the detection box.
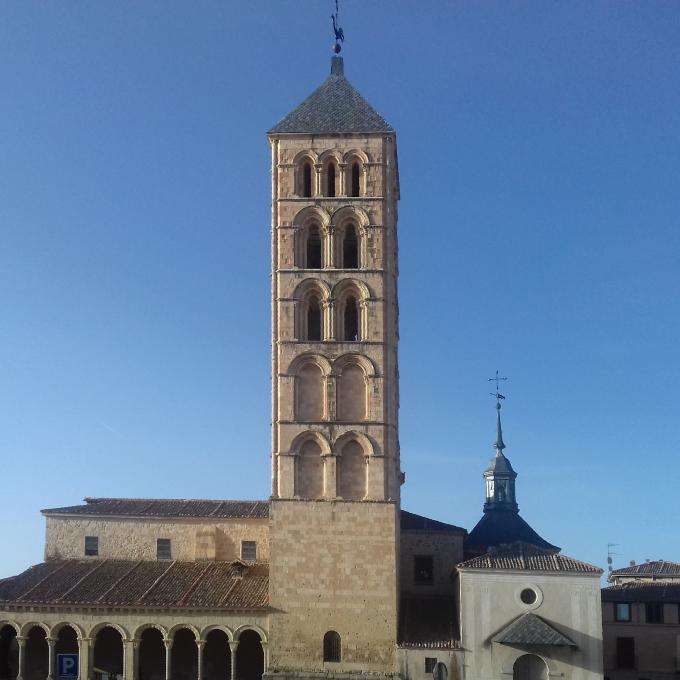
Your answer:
[342,224,359,268]
[327,163,337,197]
[350,162,361,197]
[323,631,341,662]
[302,162,313,197]
[306,225,322,269]
[307,296,322,341]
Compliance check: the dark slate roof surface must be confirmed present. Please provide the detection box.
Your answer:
[611,560,680,577]
[458,543,602,574]
[0,560,268,610]
[42,498,270,519]
[493,613,576,647]
[398,595,460,649]
[268,57,393,135]
[602,582,680,603]
[401,510,466,534]
[466,509,560,553]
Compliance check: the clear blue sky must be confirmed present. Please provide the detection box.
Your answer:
[1,1,679,578]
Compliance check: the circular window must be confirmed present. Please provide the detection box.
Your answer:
[520,588,537,604]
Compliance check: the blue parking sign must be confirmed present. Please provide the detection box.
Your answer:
[57,654,78,678]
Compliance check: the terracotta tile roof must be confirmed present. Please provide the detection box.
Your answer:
[398,595,460,649]
[0,560,269,610]
[400,511,466,534]
[493,613,576,647]
[457,543,602,574]
[42,498,270,520]
[611,560,680,577]
[602,582,680,603]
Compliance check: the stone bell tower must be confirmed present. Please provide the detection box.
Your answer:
[266,54,401,674]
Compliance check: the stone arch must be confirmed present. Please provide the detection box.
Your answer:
[0,622,19,636]
[0,624,18,680]
[20,622,49,638]
[332,280,371,341]
[167,624,200,642]
[133,623,169,641]
[319,151,341,198]
[342,149,370,165]
[334,430,377,456]
[235,629,264,680]
[293,207,331,269]
[292,278,331,302]
[513,654,548,680]
[333,355,374,423]
[233,625,268,644]
[287,353,332,377]
[50,622,84,640]
[289,430,332,456]
[202,629,231,680]
[295,437,324,499]
[200,625,233,642]
[331,205,370,229]
[92,625,125,679]
[24,625,48,680]
[331,278,371,301]
[138,627,165,680]
[331,207,369,268]
[293,151,318,198]
[332,353,376,377]
[343,151,367,198]
[292,205,331,230]
[88,622,129,640]
[54,626,79,672]
[336,436,368,500]
[170,627,198,680]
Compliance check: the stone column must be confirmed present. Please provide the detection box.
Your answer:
[124,638,137,680]
[322,300,335,341]
[323,454,337,499]
[358,299,369,341]
[228,641,238,680]
[338,163,347,196]
[322,224,335,268]
[16,636,27,680]
[78,637,91,680]
[314,164,322,197]
[196,640,205,680]
[46,636,56,680]
[163,638,173,680]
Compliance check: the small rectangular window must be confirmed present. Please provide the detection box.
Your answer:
[414,555,434,585]
[645,602,663,623]
[241,541,257,561]
[616,636,635,669]
[84,536,99,557]
[425,658,437,673]
[615,603,631,622]
[157,538,172,560]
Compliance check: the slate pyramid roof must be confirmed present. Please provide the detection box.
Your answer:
[466,510,560,554]
[268,57,393,135]
[492,613,577,647]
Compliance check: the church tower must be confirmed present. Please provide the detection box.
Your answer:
[266,53,401,674]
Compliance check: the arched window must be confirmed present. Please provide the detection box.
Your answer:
[344,297,359,341]
[302,162,313,197]
[295,363,324,421]
[513,654,548,680]
[323,631,341,663]
[337,363,367,422]
[343,225,359,269]
[337,440,366,500]
[350,162,361,197]
[307,296,322,341]
[306,225,322,269]
[327,163,336,197]
[297,439,324,498]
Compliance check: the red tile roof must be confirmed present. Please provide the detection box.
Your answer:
[42,498,270,520]
[457,543,602,574]
[0,560,268,610]
[602,582,680,603]
[611,560,680,577]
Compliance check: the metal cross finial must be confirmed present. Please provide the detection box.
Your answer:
[488,370,507,406]
[331,0,345,54]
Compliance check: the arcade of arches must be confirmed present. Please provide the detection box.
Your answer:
[0,623,265,680]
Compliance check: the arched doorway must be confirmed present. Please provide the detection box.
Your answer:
[138,628,165,680]
[513,654,548,680]
[236,631,263,680]
[170,629,197,680]
[93,627,123,680]
[203,630,231,680]
[0,625,18,680]
[24,626,48,680]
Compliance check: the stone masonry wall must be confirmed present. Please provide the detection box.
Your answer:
[268,499,398,674]
[44,516,270,561]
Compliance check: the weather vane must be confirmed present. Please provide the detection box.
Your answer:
[488,370,507,408]
[331,0,345,54]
